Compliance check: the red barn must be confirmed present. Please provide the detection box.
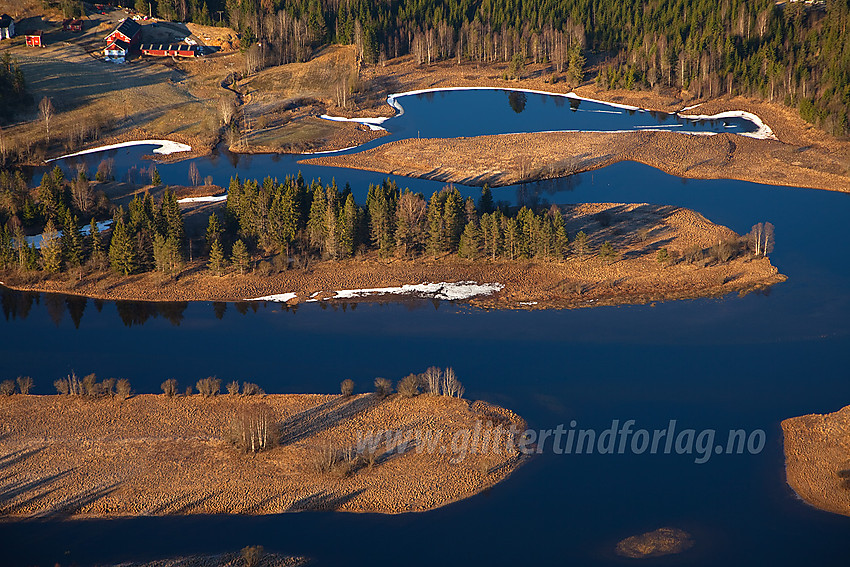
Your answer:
[104,18,141,48]
[140,43,201,57]
[63,18,83,32]
[25,31,43,47]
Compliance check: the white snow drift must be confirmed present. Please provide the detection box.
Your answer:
[247,281,503,303]
[47,140,192,162]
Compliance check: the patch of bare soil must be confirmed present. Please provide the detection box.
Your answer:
[0,394,526,517]
[615,527,694,558]
[782,404,850,517]
[1,203,785,309]
[303,129,850,193]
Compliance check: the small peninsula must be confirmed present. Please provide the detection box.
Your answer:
[782,404,850,517]
[0,386,526,517]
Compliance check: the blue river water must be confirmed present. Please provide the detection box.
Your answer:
[1,90,848,566]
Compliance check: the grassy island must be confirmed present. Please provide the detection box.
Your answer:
[0,370,526,517]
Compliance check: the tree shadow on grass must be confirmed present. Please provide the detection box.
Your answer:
[278,395,378,447]
[285,488,366,512]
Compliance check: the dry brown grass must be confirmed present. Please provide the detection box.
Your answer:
[782,404,850,517]
[305,126,850,194]
[0,393,525,517]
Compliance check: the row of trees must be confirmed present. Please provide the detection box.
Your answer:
[0,53,28,124]
[223,175,579,267]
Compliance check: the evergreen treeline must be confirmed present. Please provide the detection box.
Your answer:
[224,175,571,266]
[0,53,29,124]
[144,0,849,136]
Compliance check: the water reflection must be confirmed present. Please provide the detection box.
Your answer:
[508,91,527,114]
[0,286,446,328]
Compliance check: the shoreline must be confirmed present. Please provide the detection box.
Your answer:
[782,404,850,518]
[303,129,850,193]
[0,393,527,518]
[0,203,786,309]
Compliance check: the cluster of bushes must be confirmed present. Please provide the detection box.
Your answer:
[340,366,466,400]
[160,377,266,398]
[53,372,131,400]
[309,444,374,478]
[0,376,33,395]
[657,222,775,267]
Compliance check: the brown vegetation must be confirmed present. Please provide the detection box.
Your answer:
[615,527,694,558]
[0,392,525,517]
[304,129,850,193]
[782,404,850,517]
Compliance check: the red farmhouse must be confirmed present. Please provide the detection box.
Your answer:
[63,18,83,32]
[105,18,141,47]
[25,31,43,47]
[140,43,201,57]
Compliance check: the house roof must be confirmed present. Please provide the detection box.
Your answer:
[105,39,130,51]
[26,30,42,37]
[0,14,13,29]
[64,18,83,26]
[109,18,140,39]
[141,43,199,52]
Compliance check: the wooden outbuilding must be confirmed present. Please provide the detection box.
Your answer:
[63,18,84,32]
[25,31,43,47]
[140,43,202,57]
[0,14,14,39]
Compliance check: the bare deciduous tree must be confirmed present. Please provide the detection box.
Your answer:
[39,97,54,142]
[442,367,465,398]
[188,162,200,186]
[218,96,236,126]
[230,403,276,453]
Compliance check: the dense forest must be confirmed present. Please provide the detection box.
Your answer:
[138,0,849,136]
[0,53,29,124]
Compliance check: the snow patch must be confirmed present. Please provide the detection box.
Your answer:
[247,292,298,303]
[330,281,503,301]
[176,195,228,204]
[245,282,503,303]
[47,140,193,162]
[25,220,112,249]
[318,114,389,131]
[677,109,776,140]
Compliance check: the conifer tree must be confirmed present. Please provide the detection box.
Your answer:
[151,167,161,185]
[208,238,226,275]
[458,221,482,259]
[478,185,495,215]
[89,220,106,270]
[0,227,11,269]
[109,217,137,275]
[442,187,464,252]
[62,209,83,270]
[231,239,250,274]
[338,193,358,258]
[552,209,569,258]
[573,230,588,256]
[426,190,446,255]
[206,212,223,253]
[40,219,62,273]
[307,184,328,253]
[599,241,617,263]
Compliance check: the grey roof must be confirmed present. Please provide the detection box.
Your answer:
[111,18,140,39]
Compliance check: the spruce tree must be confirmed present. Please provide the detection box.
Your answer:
[573,231,588,256]
[151,167,161,185]
[552,209,569,258]
[208,238,226,275]
[89,220,106,270]
[458,221,482,259]
[0,227,11,269]
[338,193,358,258]
[206,212,223,253]
[307,184,328,253]
[62,210,83,270]
[40,219,63,273]
[108,218,137,275]
[231,239,249,274]
[479,185,495,214]
[442,187,464,252]
[426,190,445,255]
